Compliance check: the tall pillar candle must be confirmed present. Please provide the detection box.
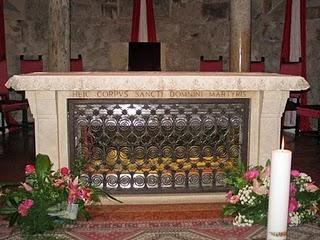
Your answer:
[267,146,292,239]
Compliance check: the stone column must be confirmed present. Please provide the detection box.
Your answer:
[230,0,251,72]
[48,0,70,72]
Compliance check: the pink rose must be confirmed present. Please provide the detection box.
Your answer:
[21,182,33,192]
[291,170,300,177]
[60,167,70,176]
[244,169,259,181]
[290,183,297,197]
[18,199,34,216]
[305,183,319,192]
[229,195,240,204]
[288,198,298,212]
[25,165,35,174]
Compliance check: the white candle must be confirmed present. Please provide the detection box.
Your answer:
[267,139,292,240]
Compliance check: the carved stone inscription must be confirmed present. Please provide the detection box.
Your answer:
[72,90,247,98]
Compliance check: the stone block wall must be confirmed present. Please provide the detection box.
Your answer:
[3,0,320,105]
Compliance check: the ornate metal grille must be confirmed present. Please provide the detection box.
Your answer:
[68,99,249,193]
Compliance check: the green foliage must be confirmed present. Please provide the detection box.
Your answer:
[0,153,111,236]
[35,154,51,180]
[70,157,86,178]
[224,160,247,192]
[223,160,320,227]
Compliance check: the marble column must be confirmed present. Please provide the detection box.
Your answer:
[230,0,251,72]
[48,0,70,72]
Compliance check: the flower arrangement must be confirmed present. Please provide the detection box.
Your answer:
[0,154,115,235]
[223,160,320,227]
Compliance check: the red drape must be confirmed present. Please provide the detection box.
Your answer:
[281,0,306,78]
[131,0,157,42]
[281,0,309,131]
[281,0,293,62]
[146,0,156,42]
[131,0,141,42]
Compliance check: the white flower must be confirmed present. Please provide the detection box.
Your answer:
[299,173,312,182]
[238,185,256,206]
[289,212,302,226]
[233,213,254,227]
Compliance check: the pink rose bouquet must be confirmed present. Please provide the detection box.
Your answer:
[224,160,320,227]
[0,154,111,235]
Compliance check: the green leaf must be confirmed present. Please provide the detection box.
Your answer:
[235,177,247,189]
[8,197,19,208]
[223,205,237,216]
[105,192,122,203]
[35,154,51,179]
[239,160,246,174]
[9,212,19,227]
[265,159,271,167]
[0,207,17,215]
[79,208,91,221]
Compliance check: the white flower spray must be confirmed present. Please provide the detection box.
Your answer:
[238,185,256,206]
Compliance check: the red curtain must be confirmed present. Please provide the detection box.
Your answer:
[281,0,307,78]
[281,0,292,63]
[281,0,309,131]
[131,0,157,42]
[131,0,141,42]
[146,0,156,42]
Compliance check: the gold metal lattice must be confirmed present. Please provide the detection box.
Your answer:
[68,99,249,193]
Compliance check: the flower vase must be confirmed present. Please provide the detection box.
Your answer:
[66,203,79,220]
[48,203,78,220]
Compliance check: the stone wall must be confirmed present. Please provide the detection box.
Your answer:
[3,0,320,105]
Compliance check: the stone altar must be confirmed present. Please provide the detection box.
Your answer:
[7,72,309,203]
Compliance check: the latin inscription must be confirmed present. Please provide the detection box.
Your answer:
[72,91,89,98]
[209,91,246,97]
[97,90,129,98]
[134,90,164,98]
[169,90,202,98]
[71,90,247,98]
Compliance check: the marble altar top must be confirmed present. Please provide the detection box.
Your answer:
[7,72,309,91]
